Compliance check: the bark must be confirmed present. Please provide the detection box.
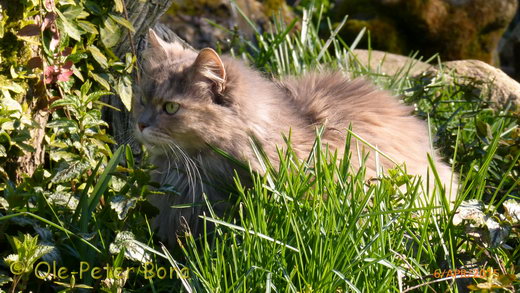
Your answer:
[15,107,48,182]
[103,0,191,150]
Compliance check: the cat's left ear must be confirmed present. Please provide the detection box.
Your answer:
[193,48,226,95]
[147,29,169,56]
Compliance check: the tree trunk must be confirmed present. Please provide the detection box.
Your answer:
[103,0,189,150]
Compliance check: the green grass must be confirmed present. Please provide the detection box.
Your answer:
[1,2,519,293]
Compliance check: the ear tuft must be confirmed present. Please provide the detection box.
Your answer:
[194,48,227,94]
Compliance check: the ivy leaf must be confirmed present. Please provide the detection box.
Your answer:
[116,75,132,111]
[88,45,108,68]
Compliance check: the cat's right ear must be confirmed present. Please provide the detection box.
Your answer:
[147,29,169,56]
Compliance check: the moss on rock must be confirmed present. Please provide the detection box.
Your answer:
[333,0,518,65]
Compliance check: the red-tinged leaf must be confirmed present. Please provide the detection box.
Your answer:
[18,24,40,36]
[41,12,56,31]
[57,69,73,82]
[44,74,54,84]
[27,57,43,69]
[61,47,72,57]
[62,60,73,70]
[44,65,57,84]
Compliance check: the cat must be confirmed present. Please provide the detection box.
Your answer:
[133,29,457,246]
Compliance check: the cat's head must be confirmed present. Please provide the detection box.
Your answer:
[133,30,240,155]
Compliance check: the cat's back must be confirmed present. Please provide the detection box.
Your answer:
[278,71,415,129]
[277,71,453,188]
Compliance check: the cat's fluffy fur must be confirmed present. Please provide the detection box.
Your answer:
[133,30,457,246]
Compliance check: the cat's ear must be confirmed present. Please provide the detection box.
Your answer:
[147,29,169,55]
[193,48,226,95]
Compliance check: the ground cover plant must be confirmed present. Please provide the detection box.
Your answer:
[1,1,519,292]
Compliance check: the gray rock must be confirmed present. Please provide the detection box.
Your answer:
[348,49,432,76]
[423,59,520,109]
[349,49,520,109]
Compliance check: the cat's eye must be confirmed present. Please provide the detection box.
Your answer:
[164,102,180,114]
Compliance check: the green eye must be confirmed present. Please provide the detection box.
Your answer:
[164,102,180,114]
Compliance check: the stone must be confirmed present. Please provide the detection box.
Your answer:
[334,0,518,66]
[422,59,520,109]
[348,49,432,76]
[160,0,294,49]
[349,49,520,109]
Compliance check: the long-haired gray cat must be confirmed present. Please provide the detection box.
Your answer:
[133,30,457,246]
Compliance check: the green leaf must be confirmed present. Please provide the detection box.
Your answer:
[84,0,103,15]
[85,91,112,105]
[0,144,6,157]
[81,145,124,232]
[109,13,134,32]
[50,151,80,162]
[100,16,121,48]
[0,212,101,253]
[115,75,132,111]
[62,5,89,20]
[0,96,22,113]
[110,195,138,220]
[51,96,79,108]
[0,81,25,94]
[108,231,151,262]
[88,45,108,68]
[47,118,78,130]
[0,274,12,287]
[77,20,99,35]
[88,72,110,90]
[47,191,79,210]
[125,144,134,169]
[4,234,54,273]
[114,0,124,13]
[56,10,83,41]
[51,160,90,184]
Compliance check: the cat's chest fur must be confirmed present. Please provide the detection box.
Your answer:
[148,152,244,244]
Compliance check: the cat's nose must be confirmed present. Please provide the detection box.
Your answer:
[138,122,148,132]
